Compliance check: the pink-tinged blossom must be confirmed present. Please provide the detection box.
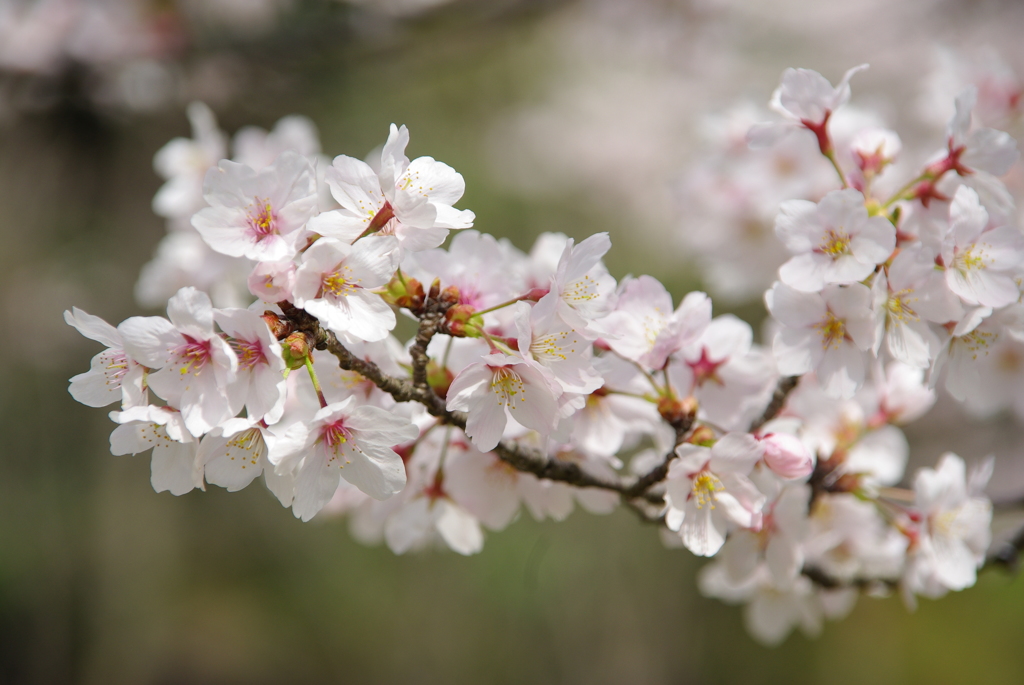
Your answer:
[384,495,484,556]
[766,282,875,399]
[945,87,1019,177]
[64,307,146,408]
[247,259,295,303]
[748,65,868,150]
[446,353,562,452]
[904,454,992,602]
[760,433,814,479]
[775,188,895,292]
[599,276,711,370]
[850,127,901,178]
[109,405,202,496]
[272,399,418,521]
[308,124,474,253]
[198,418,293,507]
[933,304,1024,405]
[118,287,238,436]
[700,562,842,646]
[804,492,908,583]
[548,232,617,328]
[402,230,524,311]
[191,150,319,263]
[869,362,936,425]
[669,314,777,431]
[152,102,227,226]
[292,236,399,343]
[664,433,767,557]
[513,296,602,394]
[215,308,287,424]
[871,270,938,370]
[940,186,1024,309]
[569,355,661,459]
[720,484,811,590]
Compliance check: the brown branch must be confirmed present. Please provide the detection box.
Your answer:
[749,375,799,433]
[281,301,659,501]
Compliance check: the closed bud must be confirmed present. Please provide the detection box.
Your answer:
[383,274,425,311]
[281,331,313,370]
[760,432,814,479]
[262,311,293,340]
[686,424,716,447]
[444,305,483,337]
[426,360,454,399]
[439,285,461,307]
[658,395,698,427]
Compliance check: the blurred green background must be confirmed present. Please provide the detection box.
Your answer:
[4,0,1024,682]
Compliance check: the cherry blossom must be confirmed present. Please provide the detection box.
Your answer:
[192,150,319,263]
[664,433,767,557]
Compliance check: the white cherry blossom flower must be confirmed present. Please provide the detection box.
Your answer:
[946,86,1019,177]
[664,433,767,557]
[118,287,238,436]
[904,453,992,600]
[775,188,895,292]
[309,124,474,252]
[766,282,875,398]
[446,353,562,452]
[292,236,399,342]
[198,418,293,506]
[191,150,319,263]
[513,295,601,394]
[272,398,418,521]
[64,307,146,408]
[109,405,202,496]
[669,314,777,431]
[748,64,868,149]
[215,308,287,424]
[548,232,617,328]
[599,276,711,370]
[152,102,227,226]
[940,186,1024,309]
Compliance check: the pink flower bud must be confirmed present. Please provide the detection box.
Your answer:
[760,433,814,479]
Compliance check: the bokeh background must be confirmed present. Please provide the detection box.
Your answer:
[5,0,1024,682]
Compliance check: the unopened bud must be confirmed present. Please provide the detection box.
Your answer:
[444,305,483,337]
[760,432,814,479]
[281,331,313,370]
[439,285,461,307]
[427,278,441,302]
[686,425,716,447]
[262,311,293,340]
[427,361,454,399]
[658,395,698,427]
[383,274,425,311]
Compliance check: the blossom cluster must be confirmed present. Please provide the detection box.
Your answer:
[65,63,1021,645]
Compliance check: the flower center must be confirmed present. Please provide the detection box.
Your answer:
[687,347,725,387]
[226,428,264,469]
[819,228,851,257]
[530,330,577,364]
[955,246,990,273]
[321,420,352,448]
[230,338,267,370]
[886,289,919,322]
[247,199,277,241]
[175,335,212,376]
[490,367,526,410]
[814,311,847,350]
[691,471,723,509]
[563,275,599,303]
[320,264,359,298]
